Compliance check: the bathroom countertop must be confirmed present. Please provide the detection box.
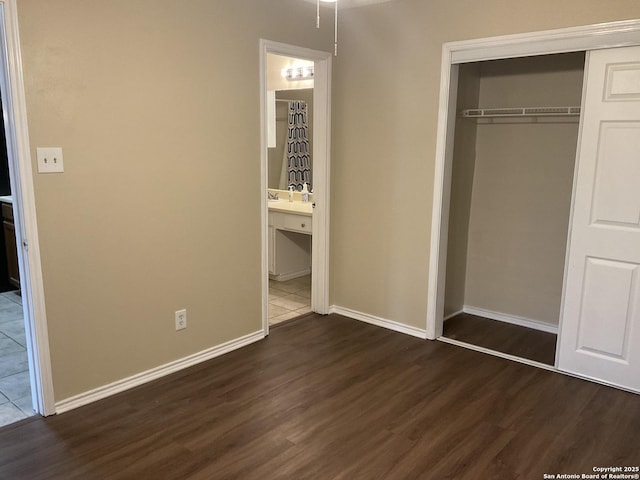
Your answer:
[268,199,312,216]
[0,196,12,204]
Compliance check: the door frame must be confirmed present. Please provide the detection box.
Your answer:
[427,19,640,341]
[259,40,332,334]
[0,0,55,415]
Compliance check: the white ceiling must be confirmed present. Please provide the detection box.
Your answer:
[302,0,397,9]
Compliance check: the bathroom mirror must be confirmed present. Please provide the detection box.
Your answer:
[266,53,314,192]
[267,89,314,191]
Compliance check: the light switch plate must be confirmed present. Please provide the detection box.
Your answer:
[37,147,64,173]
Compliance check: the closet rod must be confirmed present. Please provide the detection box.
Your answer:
[461,106,581,118]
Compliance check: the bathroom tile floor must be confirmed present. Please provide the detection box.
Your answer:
[0,291,34,428]
[269,275,311,325]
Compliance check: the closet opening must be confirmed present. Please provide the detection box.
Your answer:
[441,52,586,366]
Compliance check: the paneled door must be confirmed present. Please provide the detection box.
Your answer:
[558,46,640,392]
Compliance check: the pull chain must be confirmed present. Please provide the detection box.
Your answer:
[316,0,338,56]
[334,0,338,56]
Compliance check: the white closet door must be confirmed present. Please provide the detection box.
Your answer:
[558,46,640,392]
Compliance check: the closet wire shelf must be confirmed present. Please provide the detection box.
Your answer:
[461,106,581,118]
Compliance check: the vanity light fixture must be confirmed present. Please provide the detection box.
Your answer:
[317,0,338,56]
[282,65,315,81]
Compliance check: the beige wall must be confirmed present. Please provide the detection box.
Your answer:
[331,0,640,329]
[15,0,640,402]
[463,54,584,325]
[17,0,334,401]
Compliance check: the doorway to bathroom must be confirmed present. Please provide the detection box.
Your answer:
[0,0,55,421]
[260,40,332,334]
[0,95,33,427]
[266,54,314,326]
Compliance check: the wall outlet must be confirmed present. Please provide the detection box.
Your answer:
[175,309,187,331]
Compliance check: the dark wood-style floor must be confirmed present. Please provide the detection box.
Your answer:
[1,314,638,479]
[443,313,558,365]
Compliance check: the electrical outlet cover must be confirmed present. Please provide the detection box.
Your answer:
[175,309,187,331]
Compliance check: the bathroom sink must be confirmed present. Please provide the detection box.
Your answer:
[268,199,313,215]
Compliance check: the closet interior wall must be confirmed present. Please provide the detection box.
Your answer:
[445,53,586,329]
[445,63,480,318]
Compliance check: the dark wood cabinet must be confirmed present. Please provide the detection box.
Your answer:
[1,201,19,290]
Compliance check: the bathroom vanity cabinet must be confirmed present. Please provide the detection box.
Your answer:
[0,199,19,289]
[268,208,312,281]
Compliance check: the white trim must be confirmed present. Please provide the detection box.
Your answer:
[0,0,55,416]
[55,330,265,414]
[460,306,559,334]
[260,40,332,339]
[330,305,428,339]
[427,19,640,345]
[310,55,331,317]
[437,337,638,394]
[437,337,557,371]
[260,42,269,337]
[426,53,458,341]
[449,20,640,64]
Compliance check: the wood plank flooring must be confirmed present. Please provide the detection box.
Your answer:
[0,314,638,479]
[444,313,557,365]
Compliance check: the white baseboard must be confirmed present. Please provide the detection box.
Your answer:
[269,268,311,282]
[55,330,265,414]
[462,305,558,334]
[330,305,427,339]
[444,309,464,321]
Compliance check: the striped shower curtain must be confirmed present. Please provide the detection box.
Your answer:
[279,100,311,191]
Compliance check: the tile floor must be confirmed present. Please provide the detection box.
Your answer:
[269,274,311,325]
[0,291,33,428]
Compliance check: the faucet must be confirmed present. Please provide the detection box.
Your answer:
[268,191,279,200]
